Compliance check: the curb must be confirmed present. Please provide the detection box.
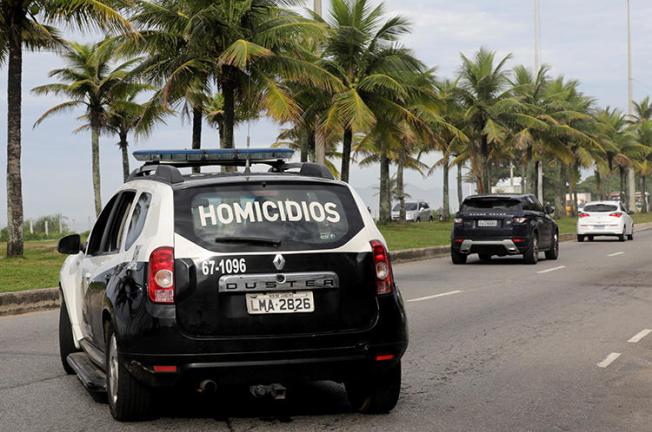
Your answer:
[2,222,652,317]
[0,287,59,317]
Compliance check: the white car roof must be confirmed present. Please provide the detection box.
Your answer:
[584,201,621,206]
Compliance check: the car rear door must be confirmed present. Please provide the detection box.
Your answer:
[80,191,135,348]
[172,180,379,338]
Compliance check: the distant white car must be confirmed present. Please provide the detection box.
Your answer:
[577,201,634,242]
[391,201,433,222]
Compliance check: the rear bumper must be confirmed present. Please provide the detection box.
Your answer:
[455,238,526,255]
[577,225,623,236]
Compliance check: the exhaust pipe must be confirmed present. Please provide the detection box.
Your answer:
[197,379,217,394]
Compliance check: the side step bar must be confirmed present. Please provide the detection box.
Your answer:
[67,352,107,393]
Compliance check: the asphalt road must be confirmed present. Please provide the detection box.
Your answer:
[2,232,652,431]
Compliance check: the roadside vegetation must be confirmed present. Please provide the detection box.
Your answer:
[3,0,652,259]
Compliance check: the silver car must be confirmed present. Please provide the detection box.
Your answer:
[391,201,433,222]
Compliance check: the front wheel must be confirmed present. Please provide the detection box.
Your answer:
[523,234,539,264]
[451,248,467,264]
[346,362,401,414]
[106,325,153,421]
[59,295,80,375]
[545,232,559,260]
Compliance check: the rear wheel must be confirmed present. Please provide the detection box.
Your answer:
[523,234,539,265]
[628,227,634,241]
[59,295,80,375]
[346,362,401,414]
[577,235,585,243]
[545,232,559,260]
[106,325,153,421]
[588,235,594,242]
[618,227,626,242]
[451,248,467,265]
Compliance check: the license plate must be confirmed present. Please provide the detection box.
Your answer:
[593,225,605,230]
[477,220,498,227]
[245,291,314,314]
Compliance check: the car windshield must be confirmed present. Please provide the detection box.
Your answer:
[461,198,521,212]
[174,182,364,252]
[584,204,618,212]
[392,203,418,211]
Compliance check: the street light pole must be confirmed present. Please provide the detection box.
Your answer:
[313,0,326,165]
[534,0,544,203]
[626,0,637,211]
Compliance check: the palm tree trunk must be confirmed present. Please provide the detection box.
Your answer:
[91,118,102,217]
[595,169,603,201]
[555,162,565,218]
[307,130,316,163]
[397,151,405,221]
[119,132,129,182]
[619,167,626,204]
[526,146,536,195]
[220,67,236,151]
[442,158,450,221]
[481,135,490,194]
[340,128,353,183]
[192,106,202,174]
[639,175,647,213]
[6,17,24,257]
[457,162,463,208]
[379,151,391,223]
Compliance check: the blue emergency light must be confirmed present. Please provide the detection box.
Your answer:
[132,148,294,165]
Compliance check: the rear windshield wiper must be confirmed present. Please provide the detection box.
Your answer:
[214,236,282,247]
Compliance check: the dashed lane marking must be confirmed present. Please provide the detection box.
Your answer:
[537,265,566,274]
[608,252,625,257]
[597,352,621,368]
[628,329,652,344]
[407,290,463,303]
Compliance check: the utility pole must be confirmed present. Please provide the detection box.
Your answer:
[626,0,637,211]
[313,0,326,165]
[534,0,544,203]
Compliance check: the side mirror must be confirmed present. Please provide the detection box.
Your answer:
[627,210,635,215]
[545,205,555,215]
[58,234,82,255]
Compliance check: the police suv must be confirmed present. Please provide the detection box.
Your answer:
[57,149,407,421]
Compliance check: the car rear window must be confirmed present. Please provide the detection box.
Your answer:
[174,182,364,252]
[584,204,618,212]
[461,198,522,212]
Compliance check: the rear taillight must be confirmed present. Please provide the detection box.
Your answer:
[371,240,394,295]
[513,216,527,224]
[609,212,623,218]
[578,213,590,218]
[148,247,175,304]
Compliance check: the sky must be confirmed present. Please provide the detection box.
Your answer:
[2,0,652,229]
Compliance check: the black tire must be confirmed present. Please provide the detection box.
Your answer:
[478,254,492,261]
[451,248,467,264]
[618,227,626,242]
[59,295,80,375]
[545,232,559,260]
[577,235,584,243]
[523,234,539,265]
[588,235,594,242]
[628,229,634,241]
[106,324,153,421]
[346,362,401,414]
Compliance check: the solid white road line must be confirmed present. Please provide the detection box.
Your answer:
[608,252,625,257]
[537,265,566,274]
[627,329,652,344]
[407,290,462,303]
[597,352,621,368]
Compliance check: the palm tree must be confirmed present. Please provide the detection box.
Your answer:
[457,48,522,194]
[103,85,169,181]
[318,0,423,183]
[0,0,129,256]
[33,41,139,215]
[127,0,330,151]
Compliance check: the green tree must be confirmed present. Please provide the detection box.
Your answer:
[0,0,129,256]
[33,41,140,215]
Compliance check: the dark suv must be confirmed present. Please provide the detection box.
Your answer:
[450,194,559,265]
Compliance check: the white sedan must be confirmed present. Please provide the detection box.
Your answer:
[577,201,634,242]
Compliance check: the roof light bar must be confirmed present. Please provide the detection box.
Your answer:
[132,148,294,165]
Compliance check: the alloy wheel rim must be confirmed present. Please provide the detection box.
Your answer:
[109,334,119,405]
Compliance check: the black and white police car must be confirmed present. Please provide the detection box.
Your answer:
[57,148,408,421]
